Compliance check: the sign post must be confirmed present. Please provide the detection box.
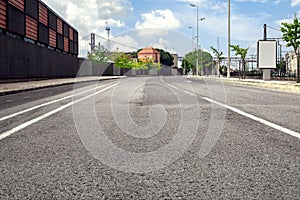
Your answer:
[257,40,277,81]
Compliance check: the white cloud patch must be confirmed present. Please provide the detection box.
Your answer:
[135,9,181,30]
[151,38,170,50]
[42,0,133,56]
[111,35,139,52]
[291,0,300,6]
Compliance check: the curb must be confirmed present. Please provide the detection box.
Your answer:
[0,76,124,96]
[187,76,300,93]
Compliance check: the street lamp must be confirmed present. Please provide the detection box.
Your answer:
[190,4,199,76]
[227,0,231,78]
[188,26,194,50]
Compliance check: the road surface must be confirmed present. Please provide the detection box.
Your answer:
[0,76,299,199]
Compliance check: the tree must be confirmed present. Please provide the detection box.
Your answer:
[210,46,225,77]
[230,44,249,79]
[281,14,300,83]
[155,48,174,66]
[87,43,110,65]
[182,50,212,75]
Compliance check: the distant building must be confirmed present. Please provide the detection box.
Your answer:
[171,53,178,68]
[138,47,160,63]
[288,51,297,74]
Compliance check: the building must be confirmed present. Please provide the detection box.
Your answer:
[138,47,160,63]
[288,51,297,74]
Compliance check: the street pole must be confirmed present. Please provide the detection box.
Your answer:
[190,4,199,76]
[196,6,199,76]
[188,26,194,51]
[227,0,231,78]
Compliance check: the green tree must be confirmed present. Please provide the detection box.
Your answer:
[87,43,110,65]
[230,44,249,79]
[281,14,300,83]
[182,50,212,75]
[155,48,174,66]
[210,46,225,76]
[181,58,194,74]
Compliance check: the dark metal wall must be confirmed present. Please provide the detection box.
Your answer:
[0,33,79,78]
[0,0,78,56]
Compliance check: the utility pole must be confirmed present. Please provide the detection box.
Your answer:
[105,22,110,52]
[190,4,199,76]
[90,33,95,51]
[227,0,231,78]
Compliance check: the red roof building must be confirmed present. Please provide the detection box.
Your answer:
[138,47,160,63]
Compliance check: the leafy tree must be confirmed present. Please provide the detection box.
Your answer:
[155,48,174,66]
[181,58,194,74]
[230,44,249,79]
[182,49,212,75]
[87,43,110,64]
[281,14,300,83]
[210,46,225,76]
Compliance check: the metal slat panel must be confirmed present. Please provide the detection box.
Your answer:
[7,4,25,35]
[25,15,37,40]
[73,30,78,43]
[39,3,48,26]
[49,28,56,47]
[25,0,38,19]
[8,0,24,11]
[48,11,56,31]
[63,22,68,37]
[64,36,68,52]
[57,33,63,50]
[38,22,48,44]
[57,18,62,34]
[69,27,73,41]
[0,1,6,29]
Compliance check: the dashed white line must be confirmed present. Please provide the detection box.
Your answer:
[0,82,113,122]
[0,83,118,141]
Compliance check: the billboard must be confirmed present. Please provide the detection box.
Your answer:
[257,40,277,69]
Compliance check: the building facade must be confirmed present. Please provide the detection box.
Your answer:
[138,47,160,63]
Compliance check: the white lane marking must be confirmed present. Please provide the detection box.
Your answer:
[0,83,118,141]
[202,97,300,139]
[161,78,300,139]
[0,83,112,122]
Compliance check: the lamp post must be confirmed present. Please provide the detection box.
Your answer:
[188,26,194,50]
[227,0,231,78]
[190,4,199,76]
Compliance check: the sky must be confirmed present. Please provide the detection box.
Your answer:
[42,0,300,57]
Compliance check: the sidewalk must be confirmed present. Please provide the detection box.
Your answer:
[0,76,124,95]
[187,76,300,93]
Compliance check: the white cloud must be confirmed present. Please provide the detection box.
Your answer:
[42,0,133,56]
[151,38,170,50]
[291,0,300,6]
[135,9,181,30]
[176,0,209,6]
[111,35,139,52]
[235,0,268,3]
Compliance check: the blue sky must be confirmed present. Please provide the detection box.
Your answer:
[43,0,300,57]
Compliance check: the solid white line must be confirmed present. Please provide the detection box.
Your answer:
[0,83,118,141]
[202,97,300,139]
[161,78,300,139]
[0,83,113,122]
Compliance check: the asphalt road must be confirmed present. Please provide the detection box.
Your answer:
[0,76,299,199]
